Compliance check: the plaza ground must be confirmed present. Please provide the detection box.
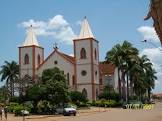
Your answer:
[3,102,162,121]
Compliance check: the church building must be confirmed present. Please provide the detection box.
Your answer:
[19,17,118,100]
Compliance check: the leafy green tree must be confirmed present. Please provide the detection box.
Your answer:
[0,61,19,101]
[26,84,46,112]
[69,91,88,104]
[25,67,69,113]
[18,75,33,96]
[42,67,69,106]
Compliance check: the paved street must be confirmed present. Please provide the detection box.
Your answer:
[4,102,162,121]
[61,102,162,121]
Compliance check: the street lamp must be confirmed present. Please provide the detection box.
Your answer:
[22,91,26,121]
[141,40,162,51]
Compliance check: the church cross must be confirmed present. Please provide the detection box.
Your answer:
[53,42,58,49]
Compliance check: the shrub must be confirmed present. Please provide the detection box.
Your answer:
[37,100,51,114]
[7,102,32,115]
[92,99,121,107]
[14,105,24,116]
[98,92,120,101]
[69,91,88,105]
[0,103,4,107]
[78,102,90,107]
[14,104,32,116]
[128,96,138,100]
[10,96,20,103]
[8,102,19,113]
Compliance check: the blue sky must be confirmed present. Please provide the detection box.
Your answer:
[0,0,162,93]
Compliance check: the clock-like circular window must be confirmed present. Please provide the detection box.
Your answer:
[81,70,87,76]
[54,60,58,64]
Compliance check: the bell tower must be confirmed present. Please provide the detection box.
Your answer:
[73,17,99,100]
[19,25,44,80]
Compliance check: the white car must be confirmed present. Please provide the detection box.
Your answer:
[63,107,76,116]
[55,105,77,116]
[21,110,29,116]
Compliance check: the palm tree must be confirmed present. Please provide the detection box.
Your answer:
[121,41,139,101]
[119,41,139,100]
[129,61,144,100]
[130,55,156,101]
[0,86,6,103]
[106,41,139,101]
[144,65,156,101]
[0,61,19,101]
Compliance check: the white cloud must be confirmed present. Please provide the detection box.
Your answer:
[137,26,159,42]
[69,54,74,57]
[76,20,81,26]
[140,47,162,63]
[19,15,77,45]
[140,47,162,90]
[155,80,160,85]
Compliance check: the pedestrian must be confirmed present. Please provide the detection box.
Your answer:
[0,107,2,121]
[4,106,7,120]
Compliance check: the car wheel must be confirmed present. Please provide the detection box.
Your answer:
[73,113,76,116]
[63,112,67,116]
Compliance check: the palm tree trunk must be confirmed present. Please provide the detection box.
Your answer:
[10,81,14,98]
[126,72,129,102]
[5,79,9,104]
[148,88,151,101]
[118,68,121,99]
[121,69,126,101]
[129,76,133,97]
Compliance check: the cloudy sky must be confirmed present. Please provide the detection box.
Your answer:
[0,0,162,93]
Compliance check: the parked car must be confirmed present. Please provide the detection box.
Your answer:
[150,99,155,104]
[21,110,30,116]
[63,106,76,116]
[55,104,77,116]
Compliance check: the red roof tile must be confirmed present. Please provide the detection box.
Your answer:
[154,93,162,97]
[99,63,116,75]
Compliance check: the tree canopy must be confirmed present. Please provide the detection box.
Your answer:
[105,41,156,101]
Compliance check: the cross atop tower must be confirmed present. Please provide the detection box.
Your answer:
[53,42,58,50]
[78,17,95,39]
[22,24,39,46]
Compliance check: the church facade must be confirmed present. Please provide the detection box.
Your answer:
[19,17,118,100]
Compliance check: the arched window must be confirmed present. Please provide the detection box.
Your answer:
[82,88,88,98]
[67,73,70,85]
[96,89,99,98]
[72,75,75,85]
[24,54,29,64]
[80,48,86,59]
[99,78,103,85]
[38,54,41,65]
[94,49,97,60]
